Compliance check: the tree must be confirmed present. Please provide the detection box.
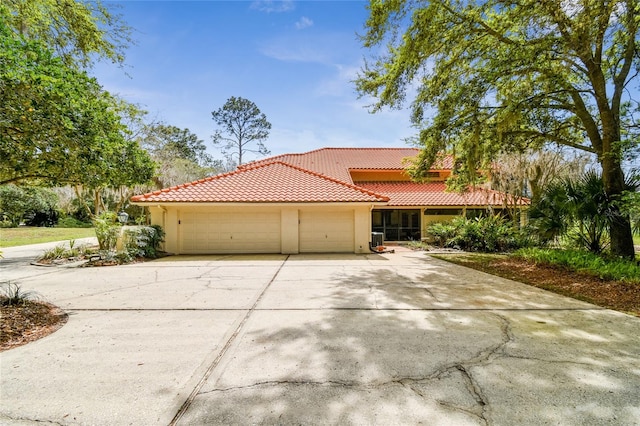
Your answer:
[211,96,271,166]
[0,185,58,227]
[3,0,131,68]
[357,0,640,258]
[0,9,153,191]
[491,148,592,204]
[141,123,222,188]
[70,96,156,218]
[143,124,215,168]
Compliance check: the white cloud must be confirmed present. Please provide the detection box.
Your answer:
[260,35,334,64]
[295,16,313,30]
[314,64,360,97]
[250,0,295,13]
[259,32,349,64]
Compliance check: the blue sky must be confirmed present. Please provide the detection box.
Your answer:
[95,0,415,163]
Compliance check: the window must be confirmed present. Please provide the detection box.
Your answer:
[372,209,421,241]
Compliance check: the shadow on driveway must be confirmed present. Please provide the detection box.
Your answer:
[179,253,640,425]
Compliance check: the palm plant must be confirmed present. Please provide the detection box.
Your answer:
[530,171,621,253]
[564,171,612,253]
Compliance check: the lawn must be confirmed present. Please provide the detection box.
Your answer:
[0,227,95,248]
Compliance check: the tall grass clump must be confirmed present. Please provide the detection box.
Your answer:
[0,282,38,305]
[514,248,640,283]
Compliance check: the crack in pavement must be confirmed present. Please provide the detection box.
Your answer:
[181,307,630,425]
[0,414,65,425]
[201,312,518,425]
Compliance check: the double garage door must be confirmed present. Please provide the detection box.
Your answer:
[180,209,354,254]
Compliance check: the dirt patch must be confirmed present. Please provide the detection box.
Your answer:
[1,300,68,351]
[436,254,640,317]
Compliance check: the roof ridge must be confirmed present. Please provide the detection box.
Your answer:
[241,147,420,163]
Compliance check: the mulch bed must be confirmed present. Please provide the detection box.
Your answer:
[0,299,68,351]
[440,255,640,317]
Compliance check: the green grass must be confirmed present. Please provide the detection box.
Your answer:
[514,247,640,284]
[0,227,95,248]
[635,235,640,245]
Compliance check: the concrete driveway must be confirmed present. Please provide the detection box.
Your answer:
[1,248,639,425]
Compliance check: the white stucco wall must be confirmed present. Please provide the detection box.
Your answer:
[141,203,380,255]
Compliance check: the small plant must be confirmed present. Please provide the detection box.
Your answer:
[40,244,68,261]
[406,240,430,250]
[38,239,87,261]
[0,282,38,306]
[98,249,118,263]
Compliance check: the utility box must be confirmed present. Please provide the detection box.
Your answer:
[371,232,384,248]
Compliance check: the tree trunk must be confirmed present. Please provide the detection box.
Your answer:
[601,152,635,259]
[74,185,94,219]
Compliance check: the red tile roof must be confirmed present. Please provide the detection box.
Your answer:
[131,161,389,203]
[242,148,453,184]
[131,147,523,207]
[356,182,529,206]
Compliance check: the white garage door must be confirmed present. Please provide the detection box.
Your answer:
[299,210,354,253]
[180,210,281,253]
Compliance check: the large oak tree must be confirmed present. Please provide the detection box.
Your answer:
[356,0,640,258]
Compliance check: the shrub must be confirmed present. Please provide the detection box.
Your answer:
[93,212,120,251]
[427,221,458,247]
[56,216,93,228]
[426,216,532,253]
[529,171,638,254]
[122,225,165,258]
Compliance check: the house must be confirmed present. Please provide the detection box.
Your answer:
[130,148,524,254]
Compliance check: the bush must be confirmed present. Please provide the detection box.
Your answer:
[122,225,165,258]
[426,221,458,247]
[426,216,533,252]
[93,212,120,251]
[56,216,93,228]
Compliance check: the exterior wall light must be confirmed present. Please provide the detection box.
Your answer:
[117,211,129,224]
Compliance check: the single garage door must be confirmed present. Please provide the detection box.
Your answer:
[180,210,281,253]
[299,210,354,253]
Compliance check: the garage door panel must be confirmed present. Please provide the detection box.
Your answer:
[299,210,354,253]
[181,210,281,254]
